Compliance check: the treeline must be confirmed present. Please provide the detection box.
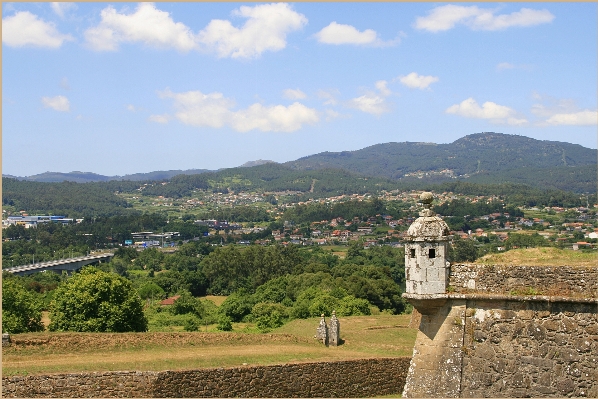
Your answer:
[463,165,597,194]
[417,181,594,208]
[282,198,394,225]
[2,178,134,217]
[133,164,397,199]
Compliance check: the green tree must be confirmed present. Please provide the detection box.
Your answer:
[2,276,45,333]
[218,289,255,322]
[451,238,479,262]
[49,267,147,332]
[170,291,204,317]
[216,315,233,331]
[137,282,165,300]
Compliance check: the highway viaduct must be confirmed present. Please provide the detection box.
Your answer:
[3,253,114,276]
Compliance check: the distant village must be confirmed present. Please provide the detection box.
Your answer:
[4,189,597,253]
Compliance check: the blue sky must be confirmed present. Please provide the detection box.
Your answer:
[3,2,597,176]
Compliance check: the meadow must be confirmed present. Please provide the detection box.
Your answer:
[2,314,416,377]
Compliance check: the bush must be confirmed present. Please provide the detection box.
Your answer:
[170,291,204,317]
[219,289,255,322]
[137,282,165,300]
[251,302,288,332]
[337,296,371,316]
[146,311,196,331]
[200,299,219,325]
[49,267,147,332]
[183,316,200,332]
[308,294,340,317]
[2,277,45,333]
[216,315,233,331]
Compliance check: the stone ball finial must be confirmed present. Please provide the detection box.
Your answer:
[420,192,434,205]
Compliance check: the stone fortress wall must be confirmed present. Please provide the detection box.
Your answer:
[2,357,411,398]
[403,263,598,398]
[402,192,598,398]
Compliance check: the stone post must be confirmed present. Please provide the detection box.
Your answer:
[329,310,340,346]
[315,314,328,346]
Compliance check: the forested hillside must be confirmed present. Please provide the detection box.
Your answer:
[285,133,597,193]
[135,164,397,198]
[2,178,134,217]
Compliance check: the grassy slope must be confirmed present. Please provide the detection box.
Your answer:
[478,247,598,267]
[2,314,416,376]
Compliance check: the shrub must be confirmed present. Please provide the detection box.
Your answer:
[170,291,204,317]
[219,289,255,322]
[216,315,233,331]
[337,296,371,316]
[252,302,288,332]
[2,277,45,333]
[137,282,165,300]
[183,316,201,332]
[49,267,147,332]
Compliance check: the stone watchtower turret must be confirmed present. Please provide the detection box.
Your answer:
[404,192,450,296]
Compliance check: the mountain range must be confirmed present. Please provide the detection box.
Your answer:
[4,133,596,193]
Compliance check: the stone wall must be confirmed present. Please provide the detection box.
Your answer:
[449,263,598,298]
[2,358,411,398]
[403,263,598,398]
[461,299,598,398]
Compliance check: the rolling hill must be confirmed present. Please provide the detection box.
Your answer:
[3,133,596,194]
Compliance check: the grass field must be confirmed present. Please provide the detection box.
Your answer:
[478,247,598,267]
[2,314,416,377]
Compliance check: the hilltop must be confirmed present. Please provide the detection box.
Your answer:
[4,133,595,194]
[285,133,596,192]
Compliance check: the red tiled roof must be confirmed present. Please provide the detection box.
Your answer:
[160,295,180,306]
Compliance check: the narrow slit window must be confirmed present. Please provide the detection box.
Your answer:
[429,248,436,258]
[410,248,416,258]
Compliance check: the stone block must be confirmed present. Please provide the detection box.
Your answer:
[520,356,553,370]
[556,378,575,395]
[414,281,446,295]
[426,267,447,282]
[406,267,425,282]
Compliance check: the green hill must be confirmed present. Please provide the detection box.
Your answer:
[284,132,596,192]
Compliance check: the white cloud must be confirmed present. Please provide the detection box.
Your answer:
[315,22,373,45]
[197,3,307,58]
[149,114,170,124]
[375,80,392,96]
[530,95,597,126]
[42,95,70,112]
[230,102,319,132]
[159,89,235,128]
[84,3,196,52]
[2,11,74,48]
[348,93,389,116]
[445,97,527,125]
[398,72,439,90]
[283,89,307,100]
[51,2,76,19]
[546,110,597,126]
[415,5,554,32]
[315,22,400,47]
[317,89,339,106]
[159,88,318,132]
